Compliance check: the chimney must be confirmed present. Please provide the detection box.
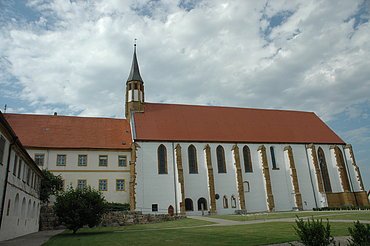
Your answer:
[53,112,57,116]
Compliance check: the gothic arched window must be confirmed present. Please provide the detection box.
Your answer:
[334,146,351,192]
[158,144,168,174]
[188,145,198,174]
[216,145,227,173]
[270,146,278,169]
[318,147,332,192]
[243,145,253,172]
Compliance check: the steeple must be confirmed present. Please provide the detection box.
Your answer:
[127,43,143,83]
[125,41,145,120]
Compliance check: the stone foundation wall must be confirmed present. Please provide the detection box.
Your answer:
[40,205,185,231]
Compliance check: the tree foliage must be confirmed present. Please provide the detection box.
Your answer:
[54,186,107,234]
[293,216,335,246]
[348,220,370,246]
[40,169,64,203]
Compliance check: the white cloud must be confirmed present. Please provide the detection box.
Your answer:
[0,0,369,120]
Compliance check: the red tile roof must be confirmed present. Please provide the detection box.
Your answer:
[133,103,345,144]
[5,114,132,149]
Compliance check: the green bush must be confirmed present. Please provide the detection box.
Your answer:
[347,221,370,246]
[293,216,335,246]
[54,186,107,233]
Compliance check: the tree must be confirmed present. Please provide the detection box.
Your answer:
[40,169,64,203]
[54,186,107,234]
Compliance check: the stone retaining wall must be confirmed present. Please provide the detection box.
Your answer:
[40,205,185,230]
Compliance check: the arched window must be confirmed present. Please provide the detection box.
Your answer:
[335,146,351,192]
[270,146,278,169]
[223,195,228,208]
[243,145,253,172]
[21,197,26,219]
[185,198,194,211]
[27,199,31,218]
[197,197,207,211]
[231,195,237,208]
[318,147,332,192]
[216,145,227,173]
[14,194,19,216]
[157,144,167,174]
[6,199,11,216]
[244,181,250,192]
[188,145,198,174]
[32,201,36,218]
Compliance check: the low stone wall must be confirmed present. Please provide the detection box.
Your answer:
[40,205,185,230]
[101,211,185,227]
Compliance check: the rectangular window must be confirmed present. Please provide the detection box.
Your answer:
[77,179,87,189]
[0,136,5,165]
[78,155,88,166]
[152,204,158,212]
[13,155,18,176]
[99,155,108,166]
[270,146,278,170]
[56,154,66,166]
[118,155,127,167]
[116,179,125,191]
[34,154,45,166]
[17,159,22,178]
[99,179,107,191]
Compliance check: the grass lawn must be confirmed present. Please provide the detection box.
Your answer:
[211,210,370,222]
[43,218,357,246]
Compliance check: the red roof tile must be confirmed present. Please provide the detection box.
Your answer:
[5,114,132,149]
[133,103,345,144]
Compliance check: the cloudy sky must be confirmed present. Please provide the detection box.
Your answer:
[1,0,369,190]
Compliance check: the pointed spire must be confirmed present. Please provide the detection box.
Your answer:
[127,39,143,83]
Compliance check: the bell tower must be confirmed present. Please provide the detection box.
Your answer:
[125,42,144,120]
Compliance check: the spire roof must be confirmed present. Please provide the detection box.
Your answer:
[127,44,143,83]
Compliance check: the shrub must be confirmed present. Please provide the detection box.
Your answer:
[347,221,370,246]
[293,216,335,246]
[54,186,107,233]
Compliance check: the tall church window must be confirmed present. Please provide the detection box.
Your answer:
[14,194,19,216]
[216,145,227,173]
[243,145,253,172]
[188,145,198,174]
[318,147,332,192]
[185,198,194,211]
[270,146,278,169]
[335,146,351,192]
[158,144,168,174]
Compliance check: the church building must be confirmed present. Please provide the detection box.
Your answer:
[4,45,369,216]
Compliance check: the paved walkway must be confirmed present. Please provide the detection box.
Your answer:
[0,230,64,246]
